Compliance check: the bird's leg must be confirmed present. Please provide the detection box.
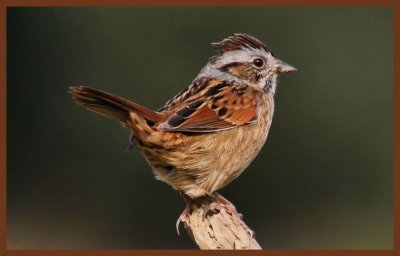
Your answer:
[176,194,194,235]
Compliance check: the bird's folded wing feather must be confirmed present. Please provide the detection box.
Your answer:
[157,79,258,132]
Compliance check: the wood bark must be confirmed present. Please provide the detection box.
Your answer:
[178,195,261,249]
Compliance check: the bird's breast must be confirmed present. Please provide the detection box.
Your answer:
[205,94,274,191]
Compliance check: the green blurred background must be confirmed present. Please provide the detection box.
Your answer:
[7,7,393,249]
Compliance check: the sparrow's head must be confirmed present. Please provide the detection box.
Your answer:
[200,33,296,95]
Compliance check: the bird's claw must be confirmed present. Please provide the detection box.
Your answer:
[176,204,191,236]
[176,216,183,236]
[203,201,223,220]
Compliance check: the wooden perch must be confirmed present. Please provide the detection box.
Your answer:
[178,194,261,249]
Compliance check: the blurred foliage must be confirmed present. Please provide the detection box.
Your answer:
[7,7,393,249]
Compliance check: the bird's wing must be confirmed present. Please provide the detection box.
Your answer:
[157,78,258,132]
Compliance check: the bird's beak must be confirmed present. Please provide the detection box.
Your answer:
[274,60,297,74]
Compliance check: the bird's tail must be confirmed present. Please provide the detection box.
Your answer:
[68,86,164,125]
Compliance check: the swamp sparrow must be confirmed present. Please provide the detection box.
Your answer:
[69,33,296,222]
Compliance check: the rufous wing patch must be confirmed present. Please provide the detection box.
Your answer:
[157,80,258,132]
[208,85,257,126]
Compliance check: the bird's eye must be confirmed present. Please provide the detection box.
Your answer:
[253,58,264,68]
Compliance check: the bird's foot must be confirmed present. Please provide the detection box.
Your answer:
[203,192,241,219]
[176,194,193,236]
[203,192,254,238]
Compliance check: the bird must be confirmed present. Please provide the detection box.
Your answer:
[69,33,296,227]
